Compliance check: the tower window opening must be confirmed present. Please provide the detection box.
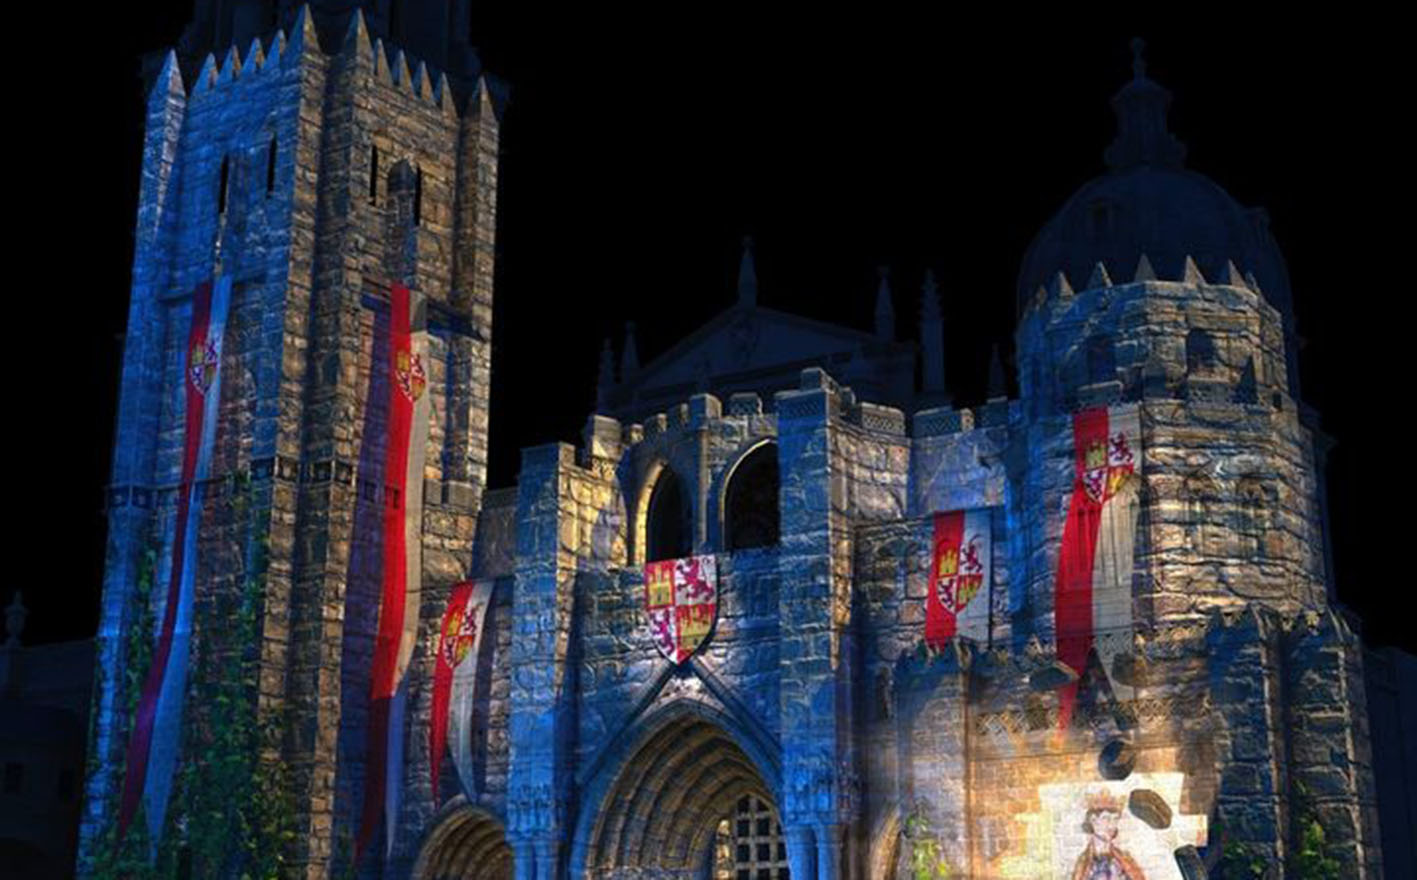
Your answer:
[217,155,230,216]
[1237,479,1268,560]
[266,136,277,195]
[1089,201,1117,240]
[1184,475,1216,556]
[414,165,423,226]
[1085,333,1116,385]
[724,443,780,551]
[646,467,692,562]
[369,144,379,205]
[1186,328,1218,375]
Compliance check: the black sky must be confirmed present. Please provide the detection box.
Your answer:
[12,8,1408,651]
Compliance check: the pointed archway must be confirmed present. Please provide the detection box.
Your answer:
[412,801,513,880]
[571,703,786,878]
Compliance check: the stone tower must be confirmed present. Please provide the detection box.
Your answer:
[82,12,1402,880]
[81,5,499,876]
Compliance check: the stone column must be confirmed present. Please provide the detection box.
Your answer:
[785,825,817,880]
[815,822,843,879]
[1206,607,1287,868]
[506,443,578,879]
[1284,610,1385,878]
[776,368,856,877]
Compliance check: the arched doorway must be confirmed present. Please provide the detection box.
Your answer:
[412,802,513,880]
[578,711,784,878]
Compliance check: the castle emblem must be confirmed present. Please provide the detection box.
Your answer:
[1082,431,1136,503]
[644,554,718,664]
[187,333,221,395]
[395,348,427,402]
[440,597,481,669]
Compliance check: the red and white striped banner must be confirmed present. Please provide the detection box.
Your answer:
[431,579,493,804]
[117,276,232,846]
[357,282,431,860]
[1055,405,1142,729]
[924,508,992,650]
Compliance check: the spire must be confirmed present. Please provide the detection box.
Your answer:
[874,266,895,341]
[919,270,946,397]
[596,338,616,410]
[919,269,942,324]
[987,344,1008,401]
[1086,261,1113,290]
[4,591,25,647]
[148,50,184,108]
[620,321,640,378]
[737,237,758,307]
[1104,38,1187,171]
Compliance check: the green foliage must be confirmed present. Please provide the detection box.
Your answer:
[1288,781,1341,880]
[88,541,161,878]
[903,809,955,880]
[92,482,297,879]
[1211,783,1345,880]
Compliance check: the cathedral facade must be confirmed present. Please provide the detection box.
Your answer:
[80,5,1394,879]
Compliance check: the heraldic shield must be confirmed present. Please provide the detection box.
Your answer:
[644,555,718,664]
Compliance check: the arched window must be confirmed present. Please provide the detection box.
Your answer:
[217,154,230,216]
[1237,479,1268,560]
[413,165,424,226]
[646,467,691,562]
[368,144,379,205]
[265,136,277,195]
[1089,200,1118,241]
[1186,328,1217,374]
[1086,333,1116,385]
[724,443,779,551]
[1184,474,1216,555]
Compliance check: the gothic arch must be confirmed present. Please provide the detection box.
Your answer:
[867,806,904,880]
[411,798,513,880]
[567,699,783,878]
[634,460,693,564]
[717,438,780,552]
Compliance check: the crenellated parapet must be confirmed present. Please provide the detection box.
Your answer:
[1013,251,1328,633]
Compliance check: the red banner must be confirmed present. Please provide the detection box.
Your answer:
[430,581,492,803]
[118,277,231,845]
[357,282,430,860]
[1055,406,1140,729]
[924,509,991,650]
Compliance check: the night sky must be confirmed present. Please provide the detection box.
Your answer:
[13,9,1407,652]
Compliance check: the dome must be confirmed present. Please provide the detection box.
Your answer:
[1015,42,1294,329]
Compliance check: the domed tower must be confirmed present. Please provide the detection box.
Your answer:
[1014,40,1329,636]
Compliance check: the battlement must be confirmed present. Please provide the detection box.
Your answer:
[170,7,484,121]
[1022,253,1269,320]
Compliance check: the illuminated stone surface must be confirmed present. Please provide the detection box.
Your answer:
[76,10,1406,880]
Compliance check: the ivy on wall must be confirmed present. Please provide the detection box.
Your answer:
[89,475,297,879]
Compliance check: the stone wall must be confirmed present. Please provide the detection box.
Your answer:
[83,9,500,877]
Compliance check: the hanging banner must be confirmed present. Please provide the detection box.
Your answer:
[644,555,718,664]
[1054,405,1142,729]
[118,276,232,847]
[356,282,431,861]
[924,508,992,650]
[431,579,494,803]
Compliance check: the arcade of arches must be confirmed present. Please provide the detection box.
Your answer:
[415,717,785,880]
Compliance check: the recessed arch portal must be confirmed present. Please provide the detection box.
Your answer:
[411,801,513,880]
[645,464,693,563]
[578,711,783,878]
[722,440,780,552]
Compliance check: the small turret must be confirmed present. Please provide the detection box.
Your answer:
[919,270,946,400]
[874,266,895,341]
[737,237,758,308]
